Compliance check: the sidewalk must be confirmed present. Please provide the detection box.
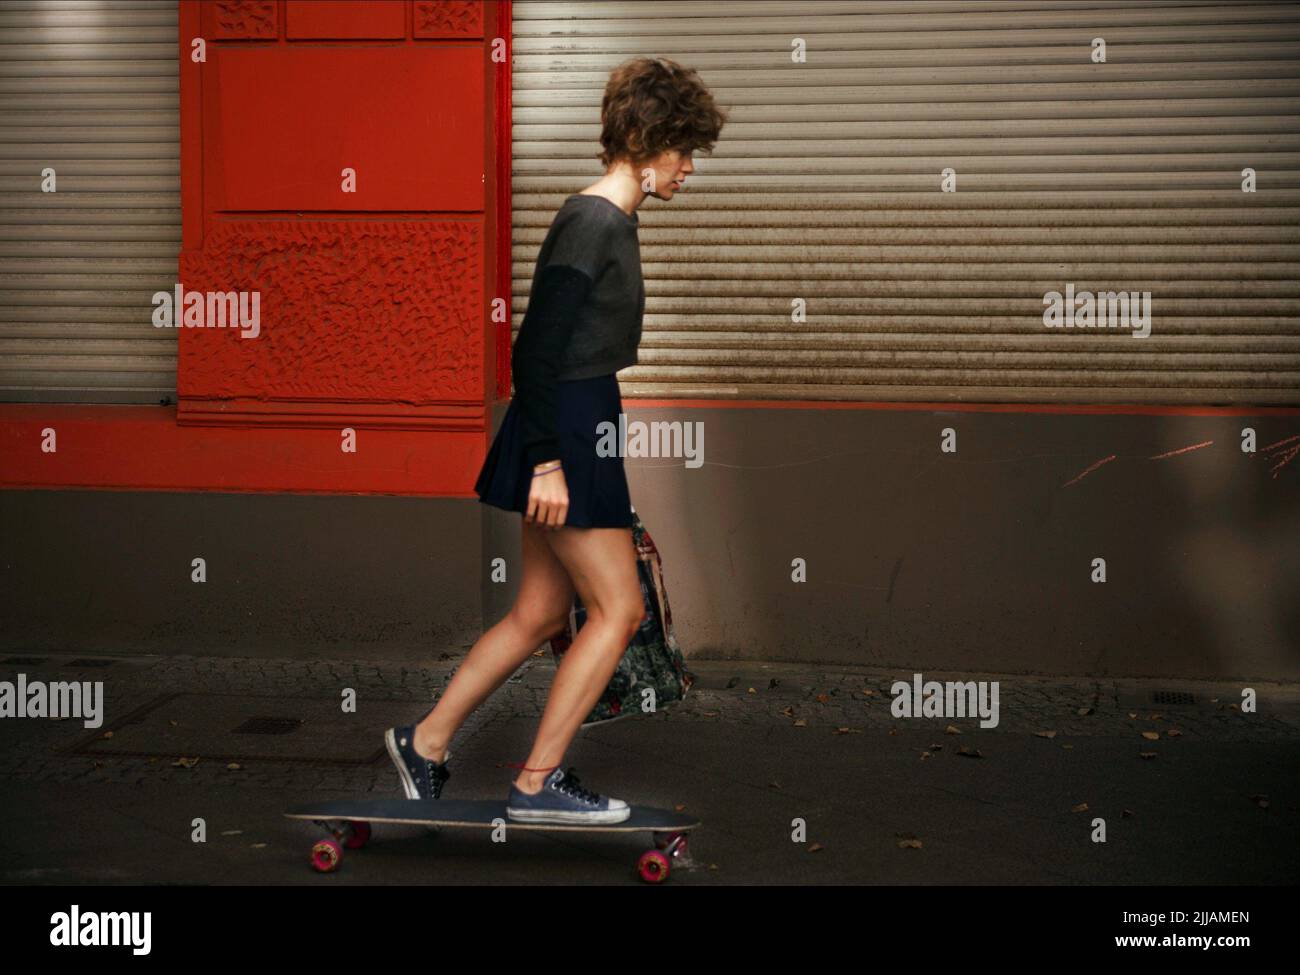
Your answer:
[1,651,1296,884]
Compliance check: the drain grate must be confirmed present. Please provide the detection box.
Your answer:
[1151,690,1197,706]
[232,716,302,735]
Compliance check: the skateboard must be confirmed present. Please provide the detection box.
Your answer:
[285,798,701,884]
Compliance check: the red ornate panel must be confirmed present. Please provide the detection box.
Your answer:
[178,0,501,467]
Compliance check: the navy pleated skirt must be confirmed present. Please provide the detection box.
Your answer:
[475,372,633,529]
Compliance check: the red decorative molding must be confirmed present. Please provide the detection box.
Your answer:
[209,0,277,40]
[414,0,483,38]
[178,220,484,426]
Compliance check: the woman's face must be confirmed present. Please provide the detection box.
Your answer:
[644,147,695,199]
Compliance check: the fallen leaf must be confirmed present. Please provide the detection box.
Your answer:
[747,687,756,694]
[780,706,795,717]
[919,751,931,760]
[834,726,861,735]
[226,762,242,771]
[1035,730,1057,739]
[101,731,113,739]
[1148,712,1164,721]
[1071,802,1089,813]
[792,718,807,727]
[1139,751,1158,760]
[1141,731,1160,741]
[945,724,962,735]
[1122,809,1134,818]
[1062,744,1074,749]
[169,720,178,727]
[861,689,875,697]
[220,830,242,836]
[250,843,267,849]
[808,843,824,853]
[957,745,982,758]
[173,756,199,768]
[1249,794,1269,809]
[815,693,829,704]
[1167,729,1182,738]
[1077,707,1093,716]
[1128,712,1138,719]
[888,727,898,736]
[897,839,922,850]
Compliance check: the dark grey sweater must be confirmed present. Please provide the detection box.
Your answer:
[511,193,645,468]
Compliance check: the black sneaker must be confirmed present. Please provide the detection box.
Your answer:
[385,724,451,800]
[506,767,630,824]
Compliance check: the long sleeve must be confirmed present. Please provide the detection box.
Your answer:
[511,263,595,469]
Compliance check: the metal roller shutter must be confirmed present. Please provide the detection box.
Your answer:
[512,0,1300,404]
[0,0,178,403]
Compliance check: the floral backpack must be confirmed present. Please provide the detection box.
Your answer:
[547,506,694,726]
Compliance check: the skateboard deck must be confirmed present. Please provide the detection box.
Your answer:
[285,798,701,883]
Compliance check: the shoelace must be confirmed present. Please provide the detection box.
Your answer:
[554,767,601,805]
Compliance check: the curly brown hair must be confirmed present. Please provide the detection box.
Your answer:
[597,57,728,169]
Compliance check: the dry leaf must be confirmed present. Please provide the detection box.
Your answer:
[792,718,806,727]
[1167,729,1182,737]
[1249,794,1269,809]
[957,745,983,758]
[1128,712,1138,719]
[1035,730,1057,739]
[888,727,898,736]
[1062,744,1074,749]
[173,756,199,768]
[1077,707,1093,716]
[101,731,113,739]
[169,720,178,727]
[747,687,756,694]
[780,706,795,717]
[1141,731,1160,741]
[919,751,931,760]
[1122,809,1134,818]
[897,839,923,850]
[808,843,824,853]
[226,762,242,771]
[1148,712,1163,721]
[250,843,267,849]
[815,693,829,703]
[1139,751,1158,760]
[834,726,861,735]
[1071,802,1089,813]
[861,689,875,697]
[221,830,242,836]
[944,724,962,735]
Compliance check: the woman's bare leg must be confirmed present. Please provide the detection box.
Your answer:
[411,517,575,761]
[513,525,643,793]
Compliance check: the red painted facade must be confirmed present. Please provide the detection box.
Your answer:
[1,0,510,495]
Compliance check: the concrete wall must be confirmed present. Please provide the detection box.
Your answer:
[4,405,1298,681]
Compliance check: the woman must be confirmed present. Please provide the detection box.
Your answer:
[385,57,726,824]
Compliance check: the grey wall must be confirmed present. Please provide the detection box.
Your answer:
[3,406,1297,680]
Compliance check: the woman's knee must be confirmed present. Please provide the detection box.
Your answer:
[594,597,643,641]
[509,602,570,644]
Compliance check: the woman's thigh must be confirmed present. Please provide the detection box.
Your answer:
[512,517,576,634]
[542,525,640,622]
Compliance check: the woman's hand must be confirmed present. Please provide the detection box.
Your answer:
[525,460,569,529]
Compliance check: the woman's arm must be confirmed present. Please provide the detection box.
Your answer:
[511,263,595,470]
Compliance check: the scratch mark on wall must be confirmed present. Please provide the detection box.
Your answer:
[1259,433,1300,478]
[1062,454,1116,487]
[1149,440,1213,460]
